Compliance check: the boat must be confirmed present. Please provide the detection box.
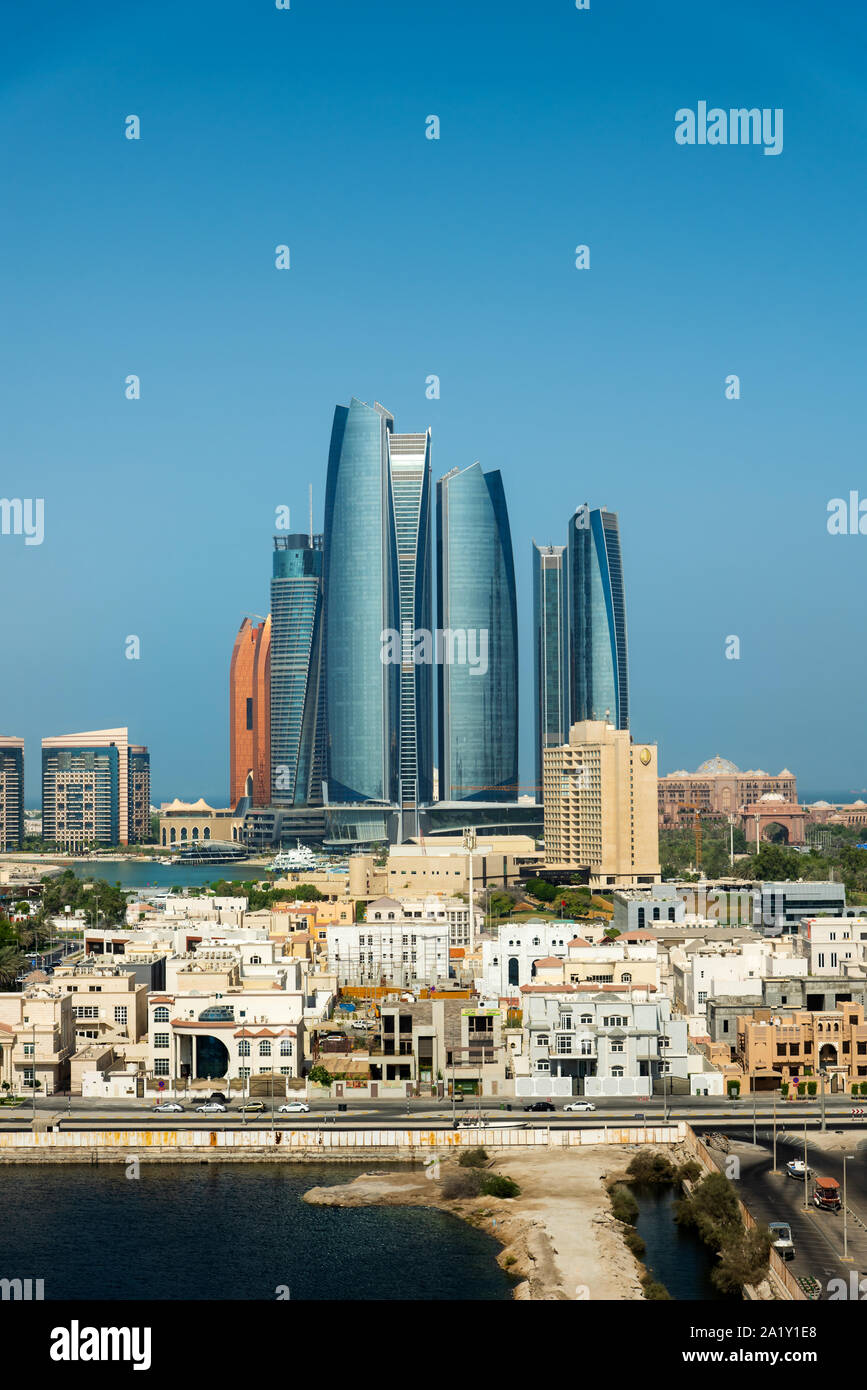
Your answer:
[269,841,319,872]
[785,1158,811,1180]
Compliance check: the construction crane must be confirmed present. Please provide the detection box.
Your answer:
[676,804,704,871]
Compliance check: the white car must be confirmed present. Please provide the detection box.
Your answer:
[152,1102,184,1113]
[195,1103,227,1114]
[563,1101,596,1112]
[278,1101,310,1114]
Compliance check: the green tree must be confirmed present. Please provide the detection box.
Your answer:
[308,1065,333,1088]
[0,946,26,988]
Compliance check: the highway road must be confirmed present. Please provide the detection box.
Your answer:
[2,1093,867,1132]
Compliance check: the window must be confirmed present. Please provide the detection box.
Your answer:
[259,1041,271,1057]
[560,1014,572,1030]
[154,1033,170,1049]
[239,1067,250,1079]
[154,1059,170,1076]
[238,1040,251,1057]
[556,1035,572,1054]
[611,1041,624,1053]
[23,1043,34,1056]
[536,1034,550,1049]
[536,1060,550,1072]
[280,1067,291,1075]
[154,1007,169,1023]
[697,991,707,1006]
[580,1014,592,1024]
[280,1040,293,1056]
[114,1006,128,1025]
[611,1066,624,1078]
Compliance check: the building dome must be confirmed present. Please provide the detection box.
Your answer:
[695,755,739,776]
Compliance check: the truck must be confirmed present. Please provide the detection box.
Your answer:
[768,1221,795,1260]
[812,1177,842,1211]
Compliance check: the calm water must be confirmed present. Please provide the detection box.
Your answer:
[59,860,273,890]
[0,1164,513,1301]
[634,1186,733,1301]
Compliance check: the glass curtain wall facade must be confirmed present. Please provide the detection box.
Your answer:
[323,398,400,804]
[568,507,629,730]
[0,737,24,851]
[532,542,568,793]
[42,745,120,849]
[388,427,433,835]
[270,534,325,807]
[437,462,518,801]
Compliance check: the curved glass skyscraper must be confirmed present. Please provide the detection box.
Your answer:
[323,398,400,804]
[567,506,629,730]
[437,462,518,801]
[270,535,324,807]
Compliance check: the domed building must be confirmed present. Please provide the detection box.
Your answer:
[658,755,798,826]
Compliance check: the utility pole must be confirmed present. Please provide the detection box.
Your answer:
[819,1070,827,1132]
[753,1085,757,1146]
[771,1089,779,1174]
[803,1121,809,1213]
[843,1154,852,1261]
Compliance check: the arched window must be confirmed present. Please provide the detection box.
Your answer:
[622,972,632,983]
[580,1014,592,1024]
[259,1040,271,1057]
[181,827,188,841]
[204,827,211,839]
[154,1006,169,1023]
[170,828,176,844]
[192,826,199,840]
[280,1039,292,1056]
[238,1040,250,1057]
[508,957,520,987]
[249,955,261,965]
[161,829,166,846]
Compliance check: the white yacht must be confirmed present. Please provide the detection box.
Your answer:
[269,841,319,872]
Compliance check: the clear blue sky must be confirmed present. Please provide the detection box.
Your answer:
[2,0,865,805]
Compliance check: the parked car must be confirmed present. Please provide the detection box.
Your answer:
[451,1093,465,1103]
[524,1100,556,1113]
[813,1177,842,1211]
[785,1158,811,1181]
[768,1221,795,1260]
[563,1100,596,1112]
[195,1102,227,1114]
[278,1101,310,1114]
[238,1100,266,1113]
[152,1102,184,1113]
[633,1112,647,1120]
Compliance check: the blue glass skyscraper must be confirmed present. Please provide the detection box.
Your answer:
[270,533,325,806]
[567,506,629,730]
[532,542,568,792]
[323,399,400,804]
[437,462,518,801]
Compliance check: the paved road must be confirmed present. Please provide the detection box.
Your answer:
[695,1126,867,1300]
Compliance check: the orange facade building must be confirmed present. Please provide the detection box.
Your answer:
[229,616,271,805]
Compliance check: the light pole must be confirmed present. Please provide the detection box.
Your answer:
[843,1154,853,1261]
[31,1022,37,1125]
[771,1089,779,1174]
[752,1084,757,1146]
[819,1069,827,1132]
[803,1120,810,1213]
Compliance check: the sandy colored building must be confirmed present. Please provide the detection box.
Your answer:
[543,721,660,888]
[658,755,797,826]
[229,615,271,806]
[158,798,245,849]
[734,1003,867,1091]
[0,987,75,1095]
[51,960,149,1047]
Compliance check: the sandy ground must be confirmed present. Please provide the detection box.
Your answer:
[304,1145,653,1300]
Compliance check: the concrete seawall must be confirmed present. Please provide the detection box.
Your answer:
[0,1123,687,1162]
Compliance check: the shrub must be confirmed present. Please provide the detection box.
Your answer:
[727,1080,741,1098]
[610,1184,639,1225]
[458,1147,489,1169]
[780,1083,789,1098]
[797,1083,806,1098]
[641,1274,671,1300]
[626,1149,676,1185]
[713,1226,771,1295]
[807,1081,817,1097]
[479,1173,520,1199]
[623,1227,646,1259]
[676,1160,702,1184]
[441,1171,482,1200]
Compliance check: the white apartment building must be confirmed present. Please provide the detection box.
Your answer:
[800,917,867,976]
[385,894,479,949]
[671,940,807,1018]
[326,919,450,988]
[481,921,597,996]
[518,986,692,1098]
[146,988,307,1086]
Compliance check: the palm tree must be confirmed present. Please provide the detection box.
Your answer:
[0,945,26,989]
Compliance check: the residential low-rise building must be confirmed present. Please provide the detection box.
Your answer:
[734,1003,867,1092]
[0,987,75,1095]
[799,916,867,976]
[51,960,149,1048]
[326,919,450,989]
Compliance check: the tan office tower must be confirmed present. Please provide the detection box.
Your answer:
[229,616,271,806]
[543,720,660,889]
[42,728,131,848]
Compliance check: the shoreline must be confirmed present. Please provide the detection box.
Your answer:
[303,1147,649,1300]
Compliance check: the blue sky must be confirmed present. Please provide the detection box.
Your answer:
[2,0,865,804]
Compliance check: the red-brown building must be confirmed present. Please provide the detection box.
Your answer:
[229,616,271,805]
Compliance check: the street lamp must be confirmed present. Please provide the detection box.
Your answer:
[843,1153,853,1262]
[818,1069,827,1133]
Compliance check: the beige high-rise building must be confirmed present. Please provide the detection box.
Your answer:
[543,720,660,889]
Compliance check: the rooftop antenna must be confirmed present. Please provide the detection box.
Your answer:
[309,483,313,546]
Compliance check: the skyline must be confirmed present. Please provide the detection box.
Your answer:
[4,0,867,802]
